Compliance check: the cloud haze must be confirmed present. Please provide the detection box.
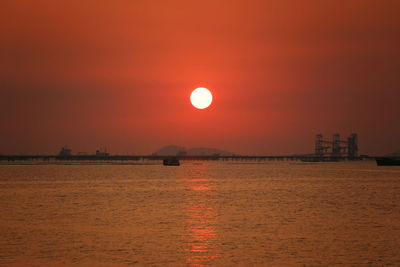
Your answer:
[1,0,399,155]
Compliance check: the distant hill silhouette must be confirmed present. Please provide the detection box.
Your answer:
[154,145,234,156]
[153,145,186,156]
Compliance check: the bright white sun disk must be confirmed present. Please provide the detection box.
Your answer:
[190,87,213,109]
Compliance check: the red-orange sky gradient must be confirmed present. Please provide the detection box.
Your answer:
[1,0,399,155]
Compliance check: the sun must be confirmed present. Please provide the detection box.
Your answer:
[190,87,213,109]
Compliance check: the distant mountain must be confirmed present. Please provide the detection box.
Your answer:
[153,145,186,156]
[153,145,234,156]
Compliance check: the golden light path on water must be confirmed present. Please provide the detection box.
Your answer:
[182,163,217,266]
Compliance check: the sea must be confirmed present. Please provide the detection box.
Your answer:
[1,161,400,266]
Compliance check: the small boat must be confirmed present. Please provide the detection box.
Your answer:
[376,157,400,166]
[163,157,180,166]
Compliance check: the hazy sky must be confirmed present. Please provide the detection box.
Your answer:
[1,0,399,155]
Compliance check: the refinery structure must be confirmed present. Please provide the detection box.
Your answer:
[315,133,358,159]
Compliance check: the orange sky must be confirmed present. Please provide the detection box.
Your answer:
[1,0,399,155]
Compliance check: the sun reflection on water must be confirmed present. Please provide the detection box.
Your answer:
[182,165,218,266]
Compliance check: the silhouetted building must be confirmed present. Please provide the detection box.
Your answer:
[96,149,109,157]
[58,146,72,157]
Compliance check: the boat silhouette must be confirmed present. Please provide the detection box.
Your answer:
[376,157,400,166]
[163,157,180,166]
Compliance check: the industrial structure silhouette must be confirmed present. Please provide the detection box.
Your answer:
[315,133,358,159]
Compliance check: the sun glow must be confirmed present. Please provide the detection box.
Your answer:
[190,87,213,109]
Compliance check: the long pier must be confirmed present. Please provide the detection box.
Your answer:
[0,154,372,162]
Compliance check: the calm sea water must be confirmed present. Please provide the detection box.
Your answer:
[1,161,400,266]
